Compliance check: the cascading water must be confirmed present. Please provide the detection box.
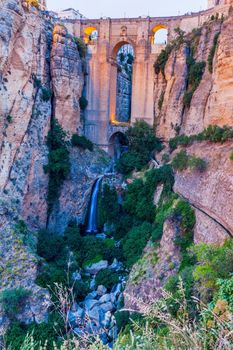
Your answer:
[86,176,103,234]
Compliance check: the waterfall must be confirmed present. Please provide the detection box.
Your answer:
[86,177,103,234]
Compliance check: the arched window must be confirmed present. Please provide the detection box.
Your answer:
[152,25,168,45]
[83,27,98,44]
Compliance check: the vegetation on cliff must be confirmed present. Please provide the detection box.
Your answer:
[44,119,70,214]
[116,120,162,174]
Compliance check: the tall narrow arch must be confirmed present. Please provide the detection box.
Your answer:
[110,41,135,125]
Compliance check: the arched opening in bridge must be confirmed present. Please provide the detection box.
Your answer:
[152,25,168,53]
[108,132,128,159]
[83,26,98,44]
[113,43,135,124]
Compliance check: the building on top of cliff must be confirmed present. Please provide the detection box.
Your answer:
[58,8,86,20]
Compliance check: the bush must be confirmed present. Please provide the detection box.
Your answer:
[208,32,220,73]
[183,48,206,109]
[71,134,93,151]
[41,87,52,102]
[230,151,233,161]
[169,125,233,152]
[154,45,173,75]
[172,150,207,172]
[5,314,63,350]
[0,288,31,320]
[172,150,189,171]
[122,222,154,268]
[44,119,70,213]
[7,115,13,123]
[95,269,119,290]
[192,240,233,302]
[37,230,64,262]
[73,37,87,58]
[116,120,162,174]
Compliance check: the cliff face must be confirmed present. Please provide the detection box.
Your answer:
[155,17,233,140]
[0,0,102,331]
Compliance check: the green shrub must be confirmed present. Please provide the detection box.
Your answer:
[116,120,162,175]
[95,269,119,290]
[183,48,206,109]
[71,134,93,151]
[122,222,154,268]
[115,152,148,175]
[154,45,173,75]
[169,125,233,152]
[208,32,220,73]
[41,87,52,102]
[0,288,31,320]
[230,151,233,161]
[172,150,207,172]
[5,314,63,350]
[169,135,192,151]
[6,115,13,123]
[64,220,82,252]
[172,150,189,171]
[192,240,233,302]
[162,153,170,164]
[214,276,233,311]
[37,230,64,262]
[44,119,70,213]
[73,37,87,58]
[188,156,207,172]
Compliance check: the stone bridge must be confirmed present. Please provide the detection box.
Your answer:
[64,3,229,151]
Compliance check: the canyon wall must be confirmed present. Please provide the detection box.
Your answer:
[0,0,107,332]
[155,17,233,140]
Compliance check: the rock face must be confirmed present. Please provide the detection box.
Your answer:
[124,218,181,310]
[51,24,84,135]
[0,0,90,330]
[173,142,233,241]
[154,18,233,140]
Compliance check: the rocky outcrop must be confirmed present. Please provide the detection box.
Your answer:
[124,218,181,310]
[51,24,84,135]
[173,141,233,241]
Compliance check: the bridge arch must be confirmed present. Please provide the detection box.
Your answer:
[110,41,135,125]
[108,131,128,159]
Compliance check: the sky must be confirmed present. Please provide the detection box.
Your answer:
[47,0,207,19]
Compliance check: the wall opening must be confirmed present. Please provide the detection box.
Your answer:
[108,132,128,159]
[113,44,135,124]
[151,25,168,54]
[83,26,98,44]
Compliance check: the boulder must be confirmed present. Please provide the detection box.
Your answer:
[86,306,100,326]
[84,260,108,275]
[97,285,107,297]
[99,293,112,304]
[100,310,112,328]
[100,302,114,313]
[84,299,99,311]
[85,291,97,300]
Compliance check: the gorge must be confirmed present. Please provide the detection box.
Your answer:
[1,0,233,349]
